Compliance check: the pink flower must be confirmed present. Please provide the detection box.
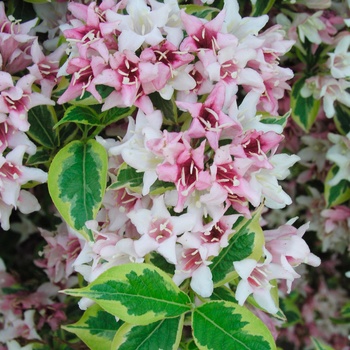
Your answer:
[128,195,196,264]
[180,10,235,52]
[234,249,293,314]
[264,220,321,291]
[177,83,241,149]
[0,73,54,131]
[173,243,213,298]
[0,145,47,230]
[35,223,82,287]
[28,40,67,98]
[156,137,211,212]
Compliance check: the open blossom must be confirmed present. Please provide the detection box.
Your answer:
[328,35,350,78]
[35,223,82,288]
[105,0,172,52]
[233,248,291,314]
[0,73,54,131]
[0,145,47,230]
[326,132,350,185]
[128,195,196,264]
[264,219,321,292]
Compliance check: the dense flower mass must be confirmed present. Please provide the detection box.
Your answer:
[0,0,349,349]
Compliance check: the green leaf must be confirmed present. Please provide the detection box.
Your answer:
[181,5,219,19]
[48,139,108,240]
[62,304,122,350]
[324,165,350,207]
[109,163,144,192]
[311,338,335,350]
[260,110,290,130]
[27,105,59,149]
[279,296,301,326]
[100,106,135,127]
[149,179,175,195]
[149,92,178,124]
[252,0,276,16]
[64,263,192,325]
[26,147,51,166]
[192,301,276,350]
[291,77,320,132]
[209,286,237,303]
[111,315,184,350]
[210,208,264,286]
[147,252,175,275]
[55,105,102,128]
[334,103,350,135]
[341,302,350,317]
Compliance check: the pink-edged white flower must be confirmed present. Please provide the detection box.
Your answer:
[328,35,350,78]
[321,206,350,252]
[156,136,211,212]
[173,241,213,298]
[109,109,163,195]
[326,132,350,186]
[35,223,82,288]
[264,219,321,292]
[184,214,240,257]
[0,121,36,155]
[106,0,171,52]
[180,10,235,53]
[210,145,258,211]
[234,248,291,314]
[249,153,300,209]
[128,195,196,264]
[301,76,350,118]
[223,0,268,40]
[297,12,327,45]
[28,40,67,98]
[0,145,47,230]
[177,83,241,149]
[297,133,330,171]
[0,73,54,131]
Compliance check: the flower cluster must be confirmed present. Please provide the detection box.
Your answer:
[0,0,348,349]
[53,0,321,309]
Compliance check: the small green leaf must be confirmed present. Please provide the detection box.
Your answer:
[334,103,350,135]
[209,286,237,303]
[291,77,320,132]
[64,263,192,325]
[341,302,350,317]
[279,296,301,326]
[311,338,335,350]
[48,139,108,240]
[55,105,102,128]
[111,315,184,350]
[260,110,290,130]
[100,106,135,126]
[324,165,350,207]
[109,163,144,192]
[27,105,59,149]
[148,252,175,275]
[63,304,122,350]
[210,208,264,286]
[192,301,276,350]
[181,5,219,19]
[149,92,178,124]
[26,148,51,166]
[252,0,276,16]
[149,179,175,195]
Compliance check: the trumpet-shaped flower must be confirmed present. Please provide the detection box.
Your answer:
[106,0,171,52]
[128,195,196,264]
[0,73,54,131]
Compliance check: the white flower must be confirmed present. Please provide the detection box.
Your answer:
[328,35,350,79]
[326,132,350,186]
